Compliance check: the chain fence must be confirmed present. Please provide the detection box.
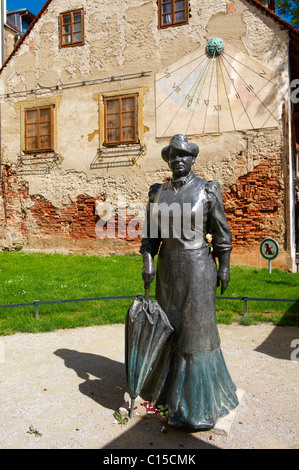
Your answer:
[0,294,298,319]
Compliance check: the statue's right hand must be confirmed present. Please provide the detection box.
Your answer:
[142,252,155,285]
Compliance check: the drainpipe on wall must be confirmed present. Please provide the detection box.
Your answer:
[287,48,296,272]
[0,0,5,184]
[0,103,1,182]
[0,0,1,179]
[1,0,5,65]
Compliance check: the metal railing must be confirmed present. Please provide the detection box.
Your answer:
[0,294,298,319]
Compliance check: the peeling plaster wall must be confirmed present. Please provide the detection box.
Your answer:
[0,0,293,269]
[4,26,18,62]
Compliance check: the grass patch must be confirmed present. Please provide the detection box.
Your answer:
[217,264,299,326]
[0,252,143,335]
[0,251,298,334]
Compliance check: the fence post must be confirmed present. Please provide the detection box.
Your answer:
[243,295,249,315]
[34,300,39,320]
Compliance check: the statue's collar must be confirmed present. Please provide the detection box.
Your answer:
[170,170,195,191]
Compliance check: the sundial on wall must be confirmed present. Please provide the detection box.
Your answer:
[155,38,279,138]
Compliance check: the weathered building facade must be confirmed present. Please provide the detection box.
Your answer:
[0,0,298,270]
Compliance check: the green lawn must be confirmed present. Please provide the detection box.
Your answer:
[0,251,298,335]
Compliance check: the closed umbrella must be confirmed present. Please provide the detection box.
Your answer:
[125,286,173,418]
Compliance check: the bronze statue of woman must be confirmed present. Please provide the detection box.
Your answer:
[140,134,239,429]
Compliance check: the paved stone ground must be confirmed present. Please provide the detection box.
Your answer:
[0,323,298,450]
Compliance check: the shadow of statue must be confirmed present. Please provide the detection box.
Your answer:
[248,276,299,360]
[54,348,126,411]
[54,348,221,449]
[254,320,299,360]
[102,418,220,450]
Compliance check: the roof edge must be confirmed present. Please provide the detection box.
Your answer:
[7,9,35,16]
[5,20,23,34]
[246,0,299,37]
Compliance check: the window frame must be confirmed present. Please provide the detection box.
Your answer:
[158,0,188,29]
[59,8,84,48]
[24,105,54,153]
[103,94,138,146]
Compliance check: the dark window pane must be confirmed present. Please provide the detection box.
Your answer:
[122,97,135,112]
[162,14,172,24]
[175,11,185,22]
[40,123,51,136]
[40,108,50,120]
[175,0,185,11]
[107,128,120,142]
[107,115,120,128]
[122,127,135,141]
[62,34,71,45]
[122,112,135,127]
[40,136,51,148]
[27,124,38,137]
[73,22,81,33]
[163,3,172,13]
[107,99,119,114]
[27,137,38,150]
[63,24,71,34]
[73,32,82,42]
[27,110,37,124]
[73,12,81,22]
[62,14,71,25]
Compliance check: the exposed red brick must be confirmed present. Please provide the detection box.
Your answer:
[223,157,283,247]
[226,2,235,14]
[30,193,141,244]
[0,165,29,238]
[0,156,285,253]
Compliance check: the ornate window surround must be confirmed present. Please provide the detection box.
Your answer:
[15,96,61,157]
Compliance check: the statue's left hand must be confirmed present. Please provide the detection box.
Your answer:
[217,268,230,295]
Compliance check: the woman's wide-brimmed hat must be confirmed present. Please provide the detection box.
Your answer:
[162,134,199,163]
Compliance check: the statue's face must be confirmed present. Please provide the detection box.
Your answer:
[168,148,195,178]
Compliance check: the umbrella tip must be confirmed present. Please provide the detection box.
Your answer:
[129,399,135,418]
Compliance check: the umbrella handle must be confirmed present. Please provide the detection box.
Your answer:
[144,282,150,301]
[144,288,150,301]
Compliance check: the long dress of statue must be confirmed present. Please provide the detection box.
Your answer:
[140,134,239,429]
